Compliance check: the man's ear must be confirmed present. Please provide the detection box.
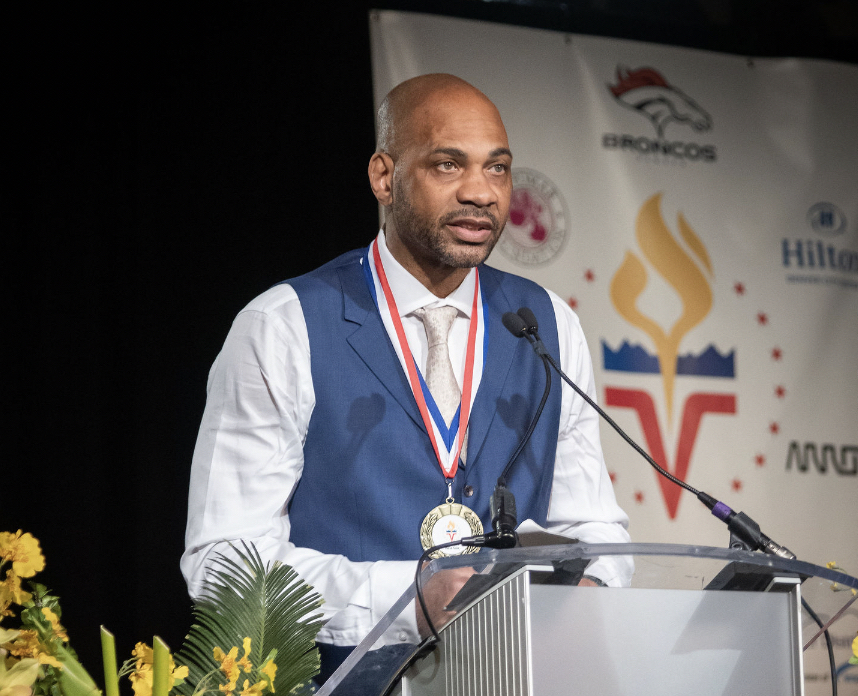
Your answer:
[368,152,395,206]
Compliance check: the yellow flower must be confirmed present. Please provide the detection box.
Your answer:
[133,642,154,664]
[129,661,153,696]
[1,630,62,670]
[41,608,68,643]
[259,659,276,692]
[239,679,264,696]
[0,573,32,616]
[214,638,253,692]
[128,642,188,696]
[237,638,253,674]
[849,632,858,666]
[0,533,45,579]
[213,646,240,691]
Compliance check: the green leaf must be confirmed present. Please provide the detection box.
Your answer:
[173,543,324,695]
[152,637,171,696]
[100,627,119,696]
[53,642,101,696]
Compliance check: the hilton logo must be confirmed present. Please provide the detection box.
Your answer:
[807,202,847,235]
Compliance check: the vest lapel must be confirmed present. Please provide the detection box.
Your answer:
[464,266,520,467]
[338,260,427,433]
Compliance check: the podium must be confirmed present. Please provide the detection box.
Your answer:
[318,544,858,696]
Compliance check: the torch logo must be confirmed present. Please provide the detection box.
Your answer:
[602,194,736,518]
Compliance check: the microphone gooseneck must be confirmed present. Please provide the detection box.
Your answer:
[461,309,555,551]
[510,307,796,561]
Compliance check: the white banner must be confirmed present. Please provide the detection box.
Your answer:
[371,9,858,691]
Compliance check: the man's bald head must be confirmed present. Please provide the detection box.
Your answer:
[375,74,502,159]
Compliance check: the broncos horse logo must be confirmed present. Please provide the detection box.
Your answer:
[608,66,712,138]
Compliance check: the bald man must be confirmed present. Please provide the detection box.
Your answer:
[182,74,631,693]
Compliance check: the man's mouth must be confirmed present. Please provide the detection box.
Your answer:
[445,216,495,243]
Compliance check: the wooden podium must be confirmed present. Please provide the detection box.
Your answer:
[317,544,858,696]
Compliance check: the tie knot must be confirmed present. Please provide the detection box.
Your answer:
[415,306,458,347]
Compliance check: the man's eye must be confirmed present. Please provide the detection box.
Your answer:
[438,161,456,171]
[490,163,508,173]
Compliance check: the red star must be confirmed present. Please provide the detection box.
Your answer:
[568,297,578,310]
[734,282,745,295]
[771,347,782,361]
[584,269,595,282]
[731,478,743,492]
[757,312,768,325]
[769,422,780,435]
[634,490,644,504]
[775,385,786,399]
[608,471,616,483]
[754,454,766,467]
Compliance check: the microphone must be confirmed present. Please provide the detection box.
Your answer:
[501,311,528,338]
[510,306,796,561]
[462,310,555,551]
[487,482,518,549]
[517,306,540,336]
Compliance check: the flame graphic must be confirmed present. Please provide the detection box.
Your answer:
[610,194,712,424]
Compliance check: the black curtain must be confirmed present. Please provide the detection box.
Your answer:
[9,3,377,671]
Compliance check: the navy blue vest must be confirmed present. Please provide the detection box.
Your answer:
[286,249,562,562]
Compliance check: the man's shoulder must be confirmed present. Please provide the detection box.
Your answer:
[481,263,584,335]
[480,262,553,305]
[481,263,543,290]
[280,248,365,287]
[237,249,365,316]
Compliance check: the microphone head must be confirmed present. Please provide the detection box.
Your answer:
[502,311,529,338]
[517,307,539,334]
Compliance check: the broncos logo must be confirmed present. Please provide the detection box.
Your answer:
[608,66,712,138]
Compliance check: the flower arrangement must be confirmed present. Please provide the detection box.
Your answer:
[1,531,324,696]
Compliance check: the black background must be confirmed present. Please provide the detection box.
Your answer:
[7,0,857,682]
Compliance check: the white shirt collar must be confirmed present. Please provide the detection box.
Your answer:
[376,230,476,319]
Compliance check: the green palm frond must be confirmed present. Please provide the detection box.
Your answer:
[174,543,324,695]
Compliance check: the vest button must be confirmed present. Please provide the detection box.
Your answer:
[463,485,474,497]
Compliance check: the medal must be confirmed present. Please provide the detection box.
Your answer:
[419,501,483,558]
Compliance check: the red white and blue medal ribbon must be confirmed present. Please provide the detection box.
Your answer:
[363,238,486,482]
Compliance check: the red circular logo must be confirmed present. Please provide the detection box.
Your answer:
[497,168,568,265]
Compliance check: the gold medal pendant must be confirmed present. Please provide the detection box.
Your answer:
[420,502,483,558]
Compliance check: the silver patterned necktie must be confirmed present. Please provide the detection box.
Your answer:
[414,305,461,425]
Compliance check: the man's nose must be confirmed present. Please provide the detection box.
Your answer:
[456,168,497,208]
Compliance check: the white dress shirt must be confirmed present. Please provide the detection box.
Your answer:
[181,231,631,647]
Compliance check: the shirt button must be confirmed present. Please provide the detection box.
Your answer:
[398,631,408,642]
[463,485,474,497]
